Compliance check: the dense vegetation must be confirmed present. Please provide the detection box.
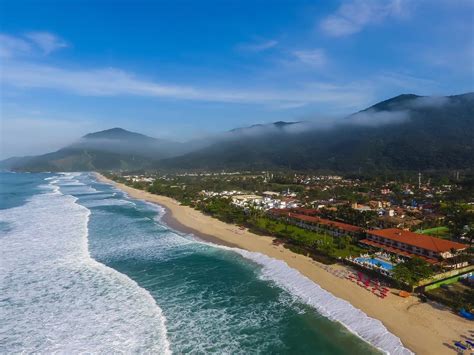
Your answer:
[161,93,474,173]
[196,198,364,262]
[3,93,473,173]
[318,205,379,229]
[391,257,434,287]
[426,281,474,312]
[106,171,474,308]
[116,175,365,263]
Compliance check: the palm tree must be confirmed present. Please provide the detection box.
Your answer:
[450,248,458,268]
[390,254,398,264]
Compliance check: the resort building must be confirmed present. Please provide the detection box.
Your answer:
[360,228,468,264]
[269,209,363,237]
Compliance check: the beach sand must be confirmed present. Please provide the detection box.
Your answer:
[96,173,470,355]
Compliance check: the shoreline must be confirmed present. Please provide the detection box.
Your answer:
[95,173,470,355]
[160,203,241,248]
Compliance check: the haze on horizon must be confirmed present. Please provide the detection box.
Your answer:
[1,0,473,159]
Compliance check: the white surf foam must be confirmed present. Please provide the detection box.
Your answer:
[225,248,413,355]
[81,198,136,208]
[93,175,410,354]
[0,176,170,354]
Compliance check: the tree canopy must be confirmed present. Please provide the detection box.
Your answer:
[392,257,434,287]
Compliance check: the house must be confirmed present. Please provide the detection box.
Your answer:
[360,228,467,264]
[352,202,372,212]
[263,191,280,198]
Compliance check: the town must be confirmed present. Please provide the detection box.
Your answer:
[107,170,474,319]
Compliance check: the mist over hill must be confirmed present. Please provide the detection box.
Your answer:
[1,128,192,172]
[160,92,474,172]
[2,93,473,173]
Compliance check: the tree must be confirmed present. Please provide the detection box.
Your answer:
[392,257,434,287]
[444,204,474,243]
[390,254,398,264]
[336,235,350,250]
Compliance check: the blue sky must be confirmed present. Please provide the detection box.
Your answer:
[1,0,473,158]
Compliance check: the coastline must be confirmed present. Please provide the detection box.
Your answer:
[96,173,469,355]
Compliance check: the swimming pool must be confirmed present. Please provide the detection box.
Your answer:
[355,257,394,271]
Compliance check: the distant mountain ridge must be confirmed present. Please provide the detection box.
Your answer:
[2,92,473,172]
[82,127,147,140]
[1,128,190,171]
[160,92,474,172]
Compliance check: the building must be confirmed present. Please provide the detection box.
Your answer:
[360,228,467,264]
[269,209,363,237]
[286,207,320,216]
[231,195,263,209]
[262,191,280,198]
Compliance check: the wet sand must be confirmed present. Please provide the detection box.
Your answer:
[96,173,471,355]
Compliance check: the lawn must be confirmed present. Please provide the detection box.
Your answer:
[426,282,474,311]
[417,226,450,238]
[253,217,364,258]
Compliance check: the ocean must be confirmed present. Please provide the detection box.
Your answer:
[0,172,411,354]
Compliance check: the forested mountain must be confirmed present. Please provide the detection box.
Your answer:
[2,93,473,172]
[159,93,474,172]
[1,128,188,172]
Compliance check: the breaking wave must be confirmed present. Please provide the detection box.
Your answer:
[0,175,170,353]
[228,248,412,355]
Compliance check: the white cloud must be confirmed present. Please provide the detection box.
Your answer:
[320,0,408,37]
[0,34,32,58]
[25,32,68,54]
[236,39,278,52]
[0,116,98,158]
[1,61,372,109]
[0,32,68,58]
[292,49,327,67]
[349,109,409,126]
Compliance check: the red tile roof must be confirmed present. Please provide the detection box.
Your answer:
[359,239,438,264]
[270,209,362,233]
[367,228,467,253]
[290,207,320,216]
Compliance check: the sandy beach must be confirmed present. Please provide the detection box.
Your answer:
[96,173,470,355]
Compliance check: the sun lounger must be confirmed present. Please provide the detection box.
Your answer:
[398,290,410,298]
[459,309,474,320]
[454,342,468,351]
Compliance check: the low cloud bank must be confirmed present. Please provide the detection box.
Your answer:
[220,95,456,140]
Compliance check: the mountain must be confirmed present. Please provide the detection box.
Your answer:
[159,93,474,172]
[228,121,300,134]
[0,156,34,170]
[68,127,188,159]
[2,128,190,172]
[2,93,473,172]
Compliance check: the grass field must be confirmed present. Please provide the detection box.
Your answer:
[417,226,450,238]
[254,217,364,258]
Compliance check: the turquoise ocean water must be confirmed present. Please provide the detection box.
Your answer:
[0,172,411,354]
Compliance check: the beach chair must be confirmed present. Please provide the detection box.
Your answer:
[454,342,467,352]
[465,340,474,348]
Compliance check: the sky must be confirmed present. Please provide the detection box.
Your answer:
[1,0,473,158]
